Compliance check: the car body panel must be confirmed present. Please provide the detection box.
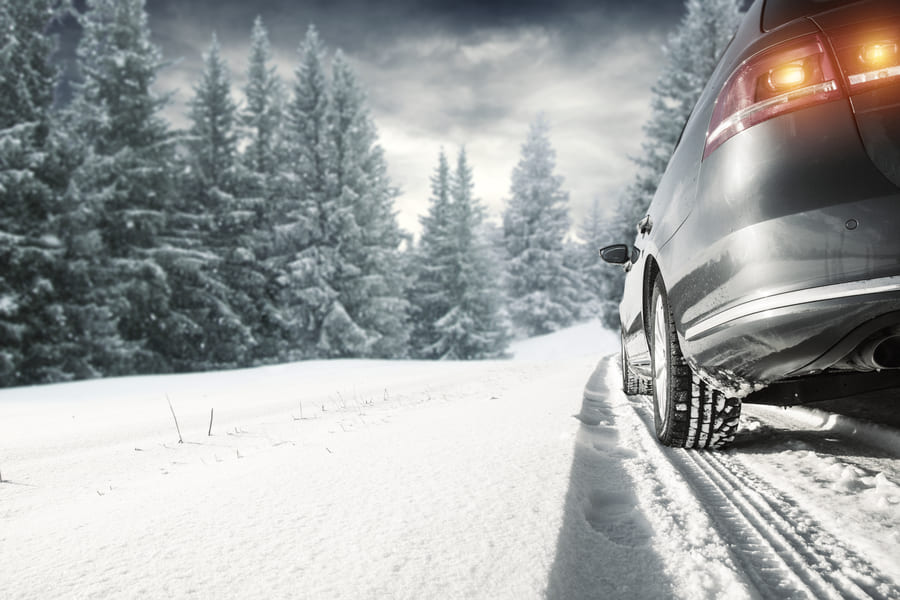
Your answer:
[615,0,900,401]
[813,0,900,186]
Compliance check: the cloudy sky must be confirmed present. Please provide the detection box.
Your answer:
[138,0,685,237]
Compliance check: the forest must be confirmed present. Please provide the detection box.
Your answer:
[0,0,740,388]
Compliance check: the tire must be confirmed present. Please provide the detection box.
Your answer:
[649,276,741,449]
[621,332,651,395]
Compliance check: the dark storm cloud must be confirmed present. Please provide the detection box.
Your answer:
[72,0,686,235]
[143,0,684,47]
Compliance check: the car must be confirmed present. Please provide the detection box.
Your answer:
[600,0,900,449]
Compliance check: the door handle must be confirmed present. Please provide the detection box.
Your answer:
[637,215,652,235]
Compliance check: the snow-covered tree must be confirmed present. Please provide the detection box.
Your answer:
[241,16,283,185]
[322,51,409,358]
[0,1,57,132]
[186,34,237,192]
[66,0,178,374]
[237,16,289,363]
[160,33,257,371]
[274,24,336,358]
[409,149,455,355]
[0,0,120,385]
[0,0,57,246]
[622,0,742,227]
[502,115,581,336]
[426,148,508,359]
[577,197,622,329]
[273,29,410,359]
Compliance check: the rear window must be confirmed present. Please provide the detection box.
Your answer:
[762,0,860,30]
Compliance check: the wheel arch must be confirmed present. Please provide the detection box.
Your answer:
[642,254,661,337]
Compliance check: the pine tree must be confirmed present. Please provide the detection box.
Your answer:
[187,34,237,192]
[275,28,410,359]
[502,115,581,336]
[241,16,283,187]
[163,32,255,371]
[623,0,741,228]
[0,0,56,383]
[271,25,336,359]
[578,197,622,330]
[0,1,57,132]
[427,148,508,359]
[66,0,178,374]
[409,149,455,356]
[322,51,409,358]
[0,0,119,385]
[238,16,288,363]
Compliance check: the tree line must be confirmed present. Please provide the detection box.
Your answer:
[0,0,615,388]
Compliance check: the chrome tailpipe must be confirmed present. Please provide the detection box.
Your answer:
[850,327,900,370]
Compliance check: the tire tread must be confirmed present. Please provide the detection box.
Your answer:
[651,278,741,450]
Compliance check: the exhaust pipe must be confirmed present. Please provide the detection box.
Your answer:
[852,327,900,370]
[871,336,900,369]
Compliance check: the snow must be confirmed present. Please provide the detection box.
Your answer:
[510,319,616,360]
[0,293,19,316]
[2,319,899,599]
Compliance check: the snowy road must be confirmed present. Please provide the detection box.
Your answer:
[573,358,900,599]
[1,322,899,599]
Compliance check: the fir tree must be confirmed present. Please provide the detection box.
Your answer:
[0,0,58,243]
[187,33,237,192]
[411,148,508,359]
[238,16,288,363]
[322,51,409,358]
[578,197,622,329]
[429,149,508,359]
[502,115,581,336]
[276,28,411,359]
[0,1,57,133]
[241,16,283,186]
[166,32,256,370]
[0,0,118,385]
[66,0,178,374]
[53,160,130,382]
[276,24,336,359]
[409,149,454,355]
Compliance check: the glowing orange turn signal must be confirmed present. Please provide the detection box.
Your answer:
[768,63,806,91]
[860,42,897,66]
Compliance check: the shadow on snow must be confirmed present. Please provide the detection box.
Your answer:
[545,357,674,599]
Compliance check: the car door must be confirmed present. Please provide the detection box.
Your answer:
[621,230,650,373]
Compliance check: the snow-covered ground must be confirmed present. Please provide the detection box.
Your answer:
[2,320,898,599]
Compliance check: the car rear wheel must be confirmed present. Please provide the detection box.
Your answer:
[621,332,651,395]
[650,277,741,449]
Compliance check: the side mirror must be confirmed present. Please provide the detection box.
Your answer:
[599,244,630,265]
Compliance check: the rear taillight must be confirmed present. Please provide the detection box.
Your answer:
[704,33,843,159]
[828,20,900,93]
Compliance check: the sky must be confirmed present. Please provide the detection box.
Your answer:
[123,0,686,237]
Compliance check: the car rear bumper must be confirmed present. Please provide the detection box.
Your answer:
[674,186,900,392]
[663,98,900,395]
[681,276,900,389]
[685,275,900,341]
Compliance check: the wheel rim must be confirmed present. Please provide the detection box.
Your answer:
[653,294,669,428]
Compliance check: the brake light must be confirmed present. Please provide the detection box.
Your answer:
[828,20,900,93]
[704,33,843,159]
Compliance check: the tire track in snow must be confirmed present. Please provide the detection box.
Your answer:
[680,449,897,599]
[698,450,899,598]
[616,367,900,599]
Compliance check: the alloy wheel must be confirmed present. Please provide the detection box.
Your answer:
[653,293,669,430]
